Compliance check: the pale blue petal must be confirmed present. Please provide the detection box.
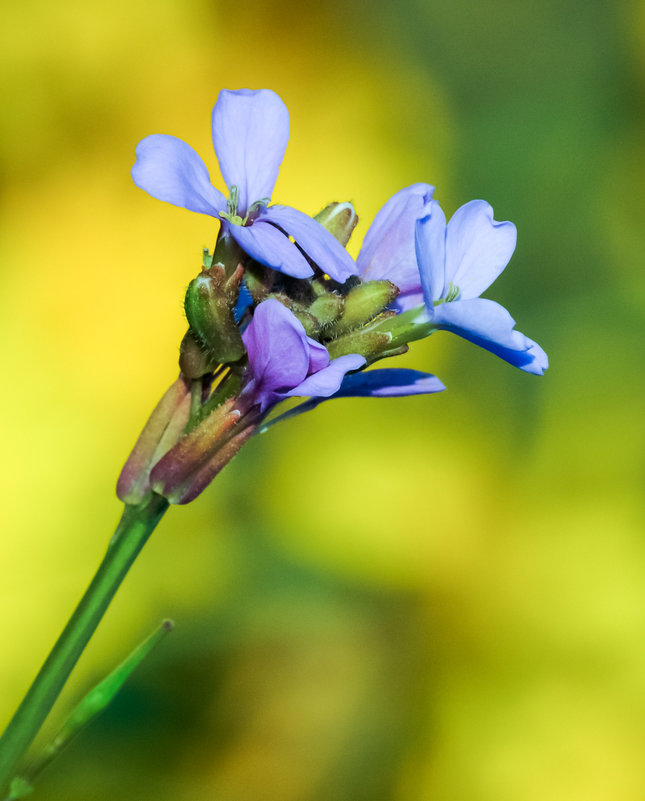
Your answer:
[415,199,447,306]
[211,89,289,214]
[229,220,314,278]
[285,354,366,398]
[357,183,434,293]
[393,290,425,313]
[433,298,548,374]
[445,200,516,299]
[261,205,358,283]
[334,368,445,397]
[132,135,226,216]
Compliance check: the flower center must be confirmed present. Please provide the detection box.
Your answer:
[218,186,271,227]
[219,185,248,226]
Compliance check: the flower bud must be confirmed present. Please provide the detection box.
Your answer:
[117,377,191,505]
[178,330,218,379]
[315,202,358,247]
[308,293,344,329]
[329,280,399,336]
[150,398,255,504]
[184,264,245,364]
[325,328,394,363]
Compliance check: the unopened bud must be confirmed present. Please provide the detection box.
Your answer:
[326,328,394,364]
[117,377,191,505]
[315,202,358,247]
[184,264,245,364]
[308,293,344,329]
[329,280,399,336]
[179,330,218,379]
[244,262,275,302]
[150,398,254,504]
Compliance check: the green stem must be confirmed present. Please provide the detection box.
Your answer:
[0,493,169,794]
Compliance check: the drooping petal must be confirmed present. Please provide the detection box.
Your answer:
[334,368,446,397]
[415,200,447,306]
[257,366,444,433]
[241,299,310,396]
[357,183,435,293]
[432,298,548,374]
[228,220,314,278]
[445,200,517,299]
[285,354,366,398]
[211,89,290,213]
[131,135,226,216]
[306,338,331,374]
[260,205,358,283]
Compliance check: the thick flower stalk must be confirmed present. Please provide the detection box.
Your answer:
[0,87,548,798]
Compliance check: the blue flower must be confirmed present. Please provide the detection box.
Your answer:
[357,184,547,375]
[415,198,548,374]
[131,89,357,283]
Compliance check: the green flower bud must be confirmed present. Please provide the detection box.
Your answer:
[244,262,275,302]
[315,202,358,247]
[328,280,399,336]
[326,328,394,363]
[308,293,344,328]
[184,264,245,364]
[117,377,191,505]
[179,330,218,379]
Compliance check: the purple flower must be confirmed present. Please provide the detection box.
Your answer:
[241,298,366,412]
[132,89,357,283]
[416,199,548,375]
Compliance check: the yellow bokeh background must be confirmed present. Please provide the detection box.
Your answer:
[1,1,644,799]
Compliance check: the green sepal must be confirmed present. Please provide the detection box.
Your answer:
[184,264,245,364]
[211,230,244,278]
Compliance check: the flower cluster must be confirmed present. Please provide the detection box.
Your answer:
[118,89,547,505]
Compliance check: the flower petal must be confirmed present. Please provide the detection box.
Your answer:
[285,354,366,398]
[306,338,331,374]
[357,183,435,293]
[228,220,314,278]
[242,299,310,396]
[393,290,425,313]
[415,199,447,306]
[433,298,548,374]
[260,205,358,283]
[445,200,516,299]
[211,89,289,213]
[131,134,226,215]
[334,368,445,397]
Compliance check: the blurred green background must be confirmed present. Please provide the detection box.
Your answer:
[1,0,644,799]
